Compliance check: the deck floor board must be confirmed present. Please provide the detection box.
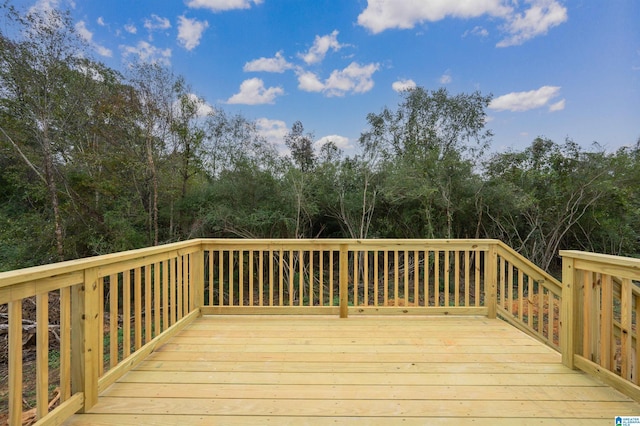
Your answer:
[64,315,640,425]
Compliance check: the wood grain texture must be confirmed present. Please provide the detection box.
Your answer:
[64,315,640,425]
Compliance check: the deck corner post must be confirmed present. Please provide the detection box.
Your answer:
[339,244,349,318]
[561,253,577,369]
[486,244,498,319]
[192,244,205,311]
[71,267,100,412]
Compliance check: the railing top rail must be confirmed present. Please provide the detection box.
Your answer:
[0,238,503,289]
[0,239,201,288]
[560,250,640,269]
[200,238,498,248]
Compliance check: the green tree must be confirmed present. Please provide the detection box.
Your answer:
[0,2,94,260]
[483,138,609,270]
[360,87,492,238]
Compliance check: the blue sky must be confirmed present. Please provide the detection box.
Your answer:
[15,0,640,154]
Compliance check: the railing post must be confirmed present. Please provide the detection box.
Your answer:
[486,244,497,319]
[339,244,348,318]
[71,267,100,412]
[192,244,205,310]
[561,254,577,369]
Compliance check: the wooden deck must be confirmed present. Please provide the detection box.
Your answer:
[64,315,640,425]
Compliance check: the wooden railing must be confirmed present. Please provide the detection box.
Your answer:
[201,239,494,316]
[0,240,202,426]
[495,243,563,350]
[8,238,637,424]
[561,250,640,401]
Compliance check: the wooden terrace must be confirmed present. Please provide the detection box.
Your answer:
[2,239,640,425]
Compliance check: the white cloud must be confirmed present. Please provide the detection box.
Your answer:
[548,98,565,112]
[227,78,284,105]
[324,62,379,96]
[297,63,379,97]
[174,93,215,117]
[186,0,263,12]
[392,79,416,92]
[244,51,294,73]
[144,14,171,31]
[177,16,209,51]
[315,135,352,150]
[121,41,172,65]
[299,30,345,65]
[498,0,568,47]
[97,17,105,26]
[75,20,93,42]
[357,0,511,34]
[297,71,325,92]
[28,0,61,16]
[357,0,567,47]
[124,24,137,34]
[95,45,113,57]
[75,21,112,57]
[256,118,288,147]
[489,85,561,112]
[463,26,489,38]
[439,72,452,84]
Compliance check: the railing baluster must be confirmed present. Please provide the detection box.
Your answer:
[154,263,161,338]
[110,274,119,368]
[464,250,470,307]
[163,260,169,331]
[454,250,460,307]
[475,250,480,307]
[329,250,335,306]
[123,270,131,357]
[434,251,440,307]
[295,249,302,306]
[134,267,142,350]
[518,269,524,322]
[394,250,399,304]
[621,278,633,380]
[98,277,105,376]
[339,244,348,318]
[319,250,324,306]
[424,250,430,307]
[239,250,244,307]
[260,250,265,307]
[9,300,22,426]
[374,250,379,306]
[537,282,544,335]
[384,250,389,305]
[36,293,48,420]
[279,249,284,306]
[526,277,533,329]
[582,271,593,359]
[144,266,151,344]
[413,250,419,306]
[444,250,450,307]
[600,275,615,370]
[270,249,274,306]
[499,257,505,310]
[353,249,359,306]
[403,250,409,305]
[60,286,71,401]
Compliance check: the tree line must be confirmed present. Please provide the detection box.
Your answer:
[1,3,639,273]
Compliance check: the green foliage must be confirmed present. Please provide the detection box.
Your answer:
[0,1,638,272]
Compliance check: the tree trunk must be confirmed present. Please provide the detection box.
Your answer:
[146,136,159,246]
[42,128,65,261]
